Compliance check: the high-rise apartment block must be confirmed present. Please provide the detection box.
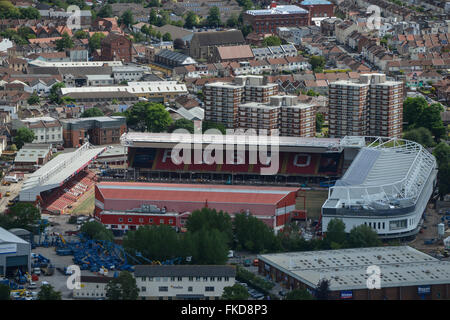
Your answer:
[238,96,316,137]
[203,76,278,128]
[328,73,403,138]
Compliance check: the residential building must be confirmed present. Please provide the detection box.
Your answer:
[61,116,127,148]
[243,3,310,35]
[238,95,316,137]
[203,76,278,128]
[134,265,236,300]
[19,117,63,145]
[298,0,335,22]
[328,73,403,138]
[100,33,132,63]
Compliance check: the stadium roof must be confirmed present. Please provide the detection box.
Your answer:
[258,246,450,291]
[97,182,299,205]
[120,132,346,152]
[19,143,106,202]
[300,0,332,5]
[323,137,437,209]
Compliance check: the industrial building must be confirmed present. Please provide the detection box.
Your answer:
[134,265,236,300]
[94,182,299,233]
[13,143,53,172]
[73,276,113,299]
[321,137,437,239]
[0,227,31,278]
[257,246,450,300]
[243,3,310,35]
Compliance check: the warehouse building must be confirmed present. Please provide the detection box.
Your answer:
[257,246,450,300]
[94,182,299,233]
[73,276,113,299]
[134,265,236,300]
[0,227,31,277]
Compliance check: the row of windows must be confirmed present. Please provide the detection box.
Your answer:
[118,217,174,224]
[156,286,215,292]
[141,276,229,282]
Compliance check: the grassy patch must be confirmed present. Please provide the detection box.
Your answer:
[71,191,95,215]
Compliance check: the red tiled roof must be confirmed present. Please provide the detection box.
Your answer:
[97,182,299,205]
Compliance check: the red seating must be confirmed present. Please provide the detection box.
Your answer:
[284,153,319,175]
[41,169,97,213]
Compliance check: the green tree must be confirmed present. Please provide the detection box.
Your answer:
[169,118,194,133]
[0,284,10,300]
[433,142,450,168]
[233,213,281,253]
[20,6,40,19]
[120,9,134,28]
[403,96,428,128]
[145,102,173,132]
[14,127,35,149]
[315,279,330,300]
[202,121,226,134]
[81,107,104,118]
[8,203,40,231]
[347,224,381,248]
[325,218,346,248]
[55,32,74,51]
[403,127,434,147]
[316,113,324,133]
[186,208,233,245]
[262,35,282,47]
[49,82,66,104]
[123,225,182,262]
[285,288,314,300]
[97,4,112,18]
[184,227,229,264]
[38,284,62,300]
[149,8,158,25]
[89,32,106,51]
[206,6,221,27]
[421,103,445,141]
[106,271,139,300]
[437,163,450,199]
[27,93,40,105]
[74,30,89,39]
[226,14,239,28]
[222,283,249,300]
[241,25,253,38]
[162,32,172,41]
[0,1,20,19]
[80,221,114,241]
[309,55,325,73]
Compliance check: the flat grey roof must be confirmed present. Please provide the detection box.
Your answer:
[258,246,450,291]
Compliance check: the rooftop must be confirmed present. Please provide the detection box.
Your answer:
[134,265,236,277]
[0,226,29,244]
[258,246,450,291]
[246,5,308,16]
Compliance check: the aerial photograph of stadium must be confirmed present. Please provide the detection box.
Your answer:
[0,0,449,310]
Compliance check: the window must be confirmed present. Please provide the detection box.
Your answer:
[170,277,175,281]
[196,277,201,282]
[149,218,153,223]
[141,277,146,281]
[163,277,168,282]
[389,219,407,231]
[205,287,214,292]
[203,277,208,282]
[178,277,182,281]
[188,286,193,292]
[210,277,215,282]
[224,277,229,281]
[188,277,193,282]
[128,218,132,222]
[118,218,123,222]
[160,219,164,224]
[159,286,168,292]
[141,287,146,292]
[217,277,222,282]
[155,277,161,282]
[139,218,143,223]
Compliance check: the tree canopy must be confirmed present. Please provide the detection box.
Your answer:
[106,271,139,300]
[125,102,173,132]
[285,288,314,300]
[347,224,381,248]
[38,284,62,300]
[169,118,194,134]
[97,4,113,18]
[403,127,434,147]
[120,9,134,28]
[222,284,249,300]
[0,284,10,300]
[89,32,106,51]
[80,221,114,241]
[206,6,221,27]
[186,208,233,245]
[403,97,445,141]
[325,218,346,248]
[81,107,104,118]
[55,32,74,51]
[309,55,325,73]
[262,35,282,47]
[14,127,35,149]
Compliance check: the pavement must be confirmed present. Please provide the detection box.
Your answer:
[0,175,27,213]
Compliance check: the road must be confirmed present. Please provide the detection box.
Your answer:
[0,176,27,213]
